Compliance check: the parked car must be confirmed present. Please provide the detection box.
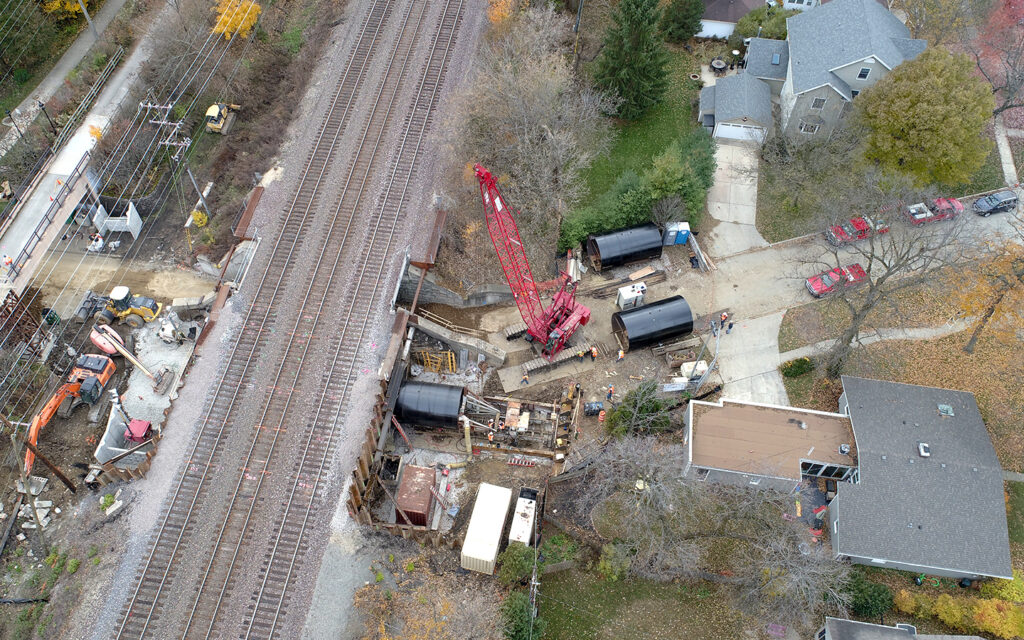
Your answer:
[904,198,963,225]
[825,216,890,246]
[805,264,868,297]
[972,190,1019,216]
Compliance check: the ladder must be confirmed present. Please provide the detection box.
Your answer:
[507,455,536,467]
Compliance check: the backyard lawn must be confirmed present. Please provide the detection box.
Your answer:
[1008,482,1024,546]
[540,569,744,640]
[578,42,725,211]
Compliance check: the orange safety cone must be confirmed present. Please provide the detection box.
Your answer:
[598,410,606,422]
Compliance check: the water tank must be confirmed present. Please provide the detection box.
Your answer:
[586,224,663,272]
[611,296,693,350]
[395,382,464,428]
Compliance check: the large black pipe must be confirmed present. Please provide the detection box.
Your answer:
[586,224,663,272]
[396,381,464,428]
[612,296,693,350]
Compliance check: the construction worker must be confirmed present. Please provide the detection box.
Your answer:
[521,371,529,385]
[616,349,625,362]
[577,350,585,362]
[488,418,494,430]
[487,431,494,444]
[498,419,505,431]
[590,346,598,361]
[721,311,729,325]
[607,384,614,400]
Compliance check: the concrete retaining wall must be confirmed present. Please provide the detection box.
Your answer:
[397,265,513,308]
[410,315,506,366]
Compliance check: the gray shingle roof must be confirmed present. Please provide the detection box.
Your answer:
[824,617,984,640]
[786,0,926,97]
[745,38,788,81]
[834,377,1012,579]
[708,73,771,126]
[699,85,715,116]
[703,0,762,23]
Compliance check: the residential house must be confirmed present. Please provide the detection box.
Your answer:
[683,377,1013,581]
[706,0,926,143]
[697,0,763,38]
[815,617,984,639]
[697,72,773,143]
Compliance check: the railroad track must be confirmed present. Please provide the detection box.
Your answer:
[114,0,464,637]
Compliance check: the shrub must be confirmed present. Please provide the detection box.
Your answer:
[933,594,969,631]
[660,0,703,43]
[500,590,546,640]
[539,534,579,565]
[848,573,893,619]
[980,570,1024,603]
[781,357,813,378]
[498,542,534,585]
[972,598,1024,639]
[734,5,799,40]
[67,558,80,574]
[100,494,115,511]
[597,543,631,581]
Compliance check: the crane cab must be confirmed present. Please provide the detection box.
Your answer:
[69,354,116,405]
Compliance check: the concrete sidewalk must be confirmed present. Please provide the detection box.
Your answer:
[0,0,131,158]
[993,114,1020,187]
[777,319,970,363]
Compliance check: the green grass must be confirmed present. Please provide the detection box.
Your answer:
[1007,482,1024,545]
[541,569,743,640]
[579,44,716,209]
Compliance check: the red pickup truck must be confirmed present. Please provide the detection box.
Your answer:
[805,264,868,297]
[825,215,890,246]
[904,198,963,225]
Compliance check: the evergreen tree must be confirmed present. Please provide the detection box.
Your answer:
[661,0,705,43]
[595,0,670,120]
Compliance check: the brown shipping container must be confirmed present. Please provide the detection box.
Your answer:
[395,465,434,527]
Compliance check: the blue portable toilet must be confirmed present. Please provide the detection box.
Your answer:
[663,222,690,245]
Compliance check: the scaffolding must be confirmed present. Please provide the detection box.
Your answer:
[416,349,456,373]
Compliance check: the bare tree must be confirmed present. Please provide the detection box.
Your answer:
[605,379,674,437]
[800,170,974,378]
[443,6,618,272]
[966,0,1024,116]
[573,437,851,629]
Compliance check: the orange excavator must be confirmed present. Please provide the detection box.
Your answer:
[24,354,116,474]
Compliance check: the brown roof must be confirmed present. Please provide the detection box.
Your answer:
[703,0,764,24]
[690,401,856,479]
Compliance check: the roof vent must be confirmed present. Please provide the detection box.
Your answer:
[839,444,851,455]
[918,443,931,457]
[938,404,954,416]
[881,455,887,461]
[771,53,781,65]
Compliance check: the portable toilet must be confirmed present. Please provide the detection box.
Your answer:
[663,222,691,245]
[615,282,647,311]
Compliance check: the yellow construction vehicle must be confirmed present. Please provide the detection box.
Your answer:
[75,286,162,328]
[205,103,240,135]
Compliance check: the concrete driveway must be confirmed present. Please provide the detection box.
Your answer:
[715,311,789,405]
[704,141,768,258]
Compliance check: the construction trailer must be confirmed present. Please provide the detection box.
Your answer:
[461,483,513,574]
[508,487,539,546]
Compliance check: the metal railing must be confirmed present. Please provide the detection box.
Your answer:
[4,151,91,282]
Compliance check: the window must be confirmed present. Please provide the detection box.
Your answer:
[817,629,827,640]
[696,468,709,482]
[851,90,860,97]
[771,53,781,65]
[857,67,871,79]
[811,97,827,109]
[870,558,887,564]
[799,122,819,134]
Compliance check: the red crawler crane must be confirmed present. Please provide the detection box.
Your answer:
[475,163,590,358]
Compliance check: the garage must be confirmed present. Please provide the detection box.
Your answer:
[714,122,766,144]
[697,73,772,146]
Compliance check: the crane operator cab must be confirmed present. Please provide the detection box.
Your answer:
[71,355,115,404]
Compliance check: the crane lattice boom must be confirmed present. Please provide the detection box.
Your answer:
[475,164,590,357]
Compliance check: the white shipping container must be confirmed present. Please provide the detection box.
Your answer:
[461,483,513,574]
[508,496,538,546]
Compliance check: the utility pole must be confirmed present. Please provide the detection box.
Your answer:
[78,0,99,40]
[572,0,585,69]
[186,166,210,215]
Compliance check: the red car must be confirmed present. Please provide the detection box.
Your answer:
[904,198,964,225]
[805,264,868,297]
[825,216,890,246]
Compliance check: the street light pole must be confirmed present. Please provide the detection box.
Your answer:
[35,98,57,136]
[77,0,99,40]
[4,109,24,140]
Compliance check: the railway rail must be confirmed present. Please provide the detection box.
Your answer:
[114,0,464,637]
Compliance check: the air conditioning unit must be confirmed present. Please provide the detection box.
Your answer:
[918,443,931,458]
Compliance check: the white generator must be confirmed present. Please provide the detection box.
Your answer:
[615,282,647,310]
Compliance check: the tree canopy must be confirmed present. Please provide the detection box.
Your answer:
[856,47,994,186]
[889,0,976,46]
[212,0,262,40]
[970,0,1024,115]
[594,0,670,120]
[734,5,799,40]
[661,0,704,43]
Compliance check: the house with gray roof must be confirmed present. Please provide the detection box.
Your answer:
[816,617,984,640]
[778,0,926,138]
[744,38,789,96]
[830,377,1012,580]
[684,376,1012,582]
[697,72,773,144]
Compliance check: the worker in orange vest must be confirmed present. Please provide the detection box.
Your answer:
[607,384,614,400]
[488,431,494,444]
[616,349,625,362]
[590,346,598,361]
